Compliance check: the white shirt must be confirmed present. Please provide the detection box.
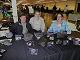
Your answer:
[29,16,45,32]
[64,7,68,12]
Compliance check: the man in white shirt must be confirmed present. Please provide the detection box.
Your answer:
[29,11,45,33]
[64,5,68,13]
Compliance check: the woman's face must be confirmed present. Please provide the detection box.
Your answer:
[57,14,62,22]
[20,16,26,23]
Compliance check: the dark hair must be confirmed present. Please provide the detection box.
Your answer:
[66,5,68,7]
[54,13,63,20]
[34,10,40,14]
[18,13,27,17]
[18,13,28,23]
[57,13,63,17]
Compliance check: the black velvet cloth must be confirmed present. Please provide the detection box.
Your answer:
[1,40,80,60]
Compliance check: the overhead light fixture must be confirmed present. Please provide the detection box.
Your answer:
[39,0,44,1]
[3,2,10,5]
[61,0,67,1]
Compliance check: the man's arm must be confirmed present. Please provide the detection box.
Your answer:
[26,23,34,34]
[9,23,16,35]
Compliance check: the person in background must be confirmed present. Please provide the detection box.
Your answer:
[29,11,45,33]
[53,5,57,12]
[2,5,8,18]
[9,13,33,36]
[22,5,29,15]
[28,5,34,15]
[41,5,45,12]
[36,5,40,12]
[64,5,69,16]
[48,13,70,33]
[45,7,48,13]
[64,5,68,13]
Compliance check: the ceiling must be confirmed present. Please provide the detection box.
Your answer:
[0,0,76,6]
[17,0,76,5]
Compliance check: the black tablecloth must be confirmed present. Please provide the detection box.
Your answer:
[1,40,80,60]
[47,45,80,60]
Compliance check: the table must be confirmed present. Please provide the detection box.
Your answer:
[70,31,80,38]
[1,40,80,60]
[1,31,80,60]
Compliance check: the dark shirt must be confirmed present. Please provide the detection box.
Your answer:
[9,22,34,35]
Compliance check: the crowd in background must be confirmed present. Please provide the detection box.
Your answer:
[18,4,74,16]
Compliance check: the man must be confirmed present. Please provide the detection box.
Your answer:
[9,14,33,36]
[64,5,68,13]
[28,5,34,15]
[29,11,45,33]
[53,5,57,12]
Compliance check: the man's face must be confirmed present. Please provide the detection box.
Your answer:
[35,12,40,17]
[20,16,26,23]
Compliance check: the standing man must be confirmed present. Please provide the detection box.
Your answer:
[29,11,45,33]
[64,5,69,16]
[64,5,68,13]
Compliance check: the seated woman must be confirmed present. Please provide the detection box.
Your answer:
[48,13,70,34]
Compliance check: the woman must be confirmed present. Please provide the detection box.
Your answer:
[48,13,70,33]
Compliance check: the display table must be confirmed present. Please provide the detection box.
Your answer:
[0,31,80,60]
[1,41,80,60]
[70,31,80,38]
